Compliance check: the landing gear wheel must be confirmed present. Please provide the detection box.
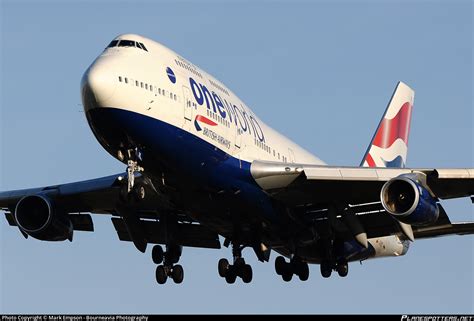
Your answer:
[241,264,253,283]
[119,185,131,203]
[225,269,237,284]
[172,265,184,284]
[152,245,164,265]
[156,265,167,284]
[320,260,332,278]
[166,245,182,265]
[275,256,286,276]
[336,261,348,277]
[133,183,146,201]
[282,269,293,282]
[296,262,310,281]
[218,258,230,278]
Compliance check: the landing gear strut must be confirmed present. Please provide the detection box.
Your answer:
[318,205,350,278]
[119,148,145,202]
[218,243,253,284]
[153,244,184,284]
[127,159,144,194]
[275,256,309,282]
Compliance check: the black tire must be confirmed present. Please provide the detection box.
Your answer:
[225,268,237,284]
[297,262,310,281]
[337,261,348,277]
[320,260,332,278]
[275,256,286,275]
[119,185,131,203]
[282,269,293,282]
[155,265,167,284]
[242,264,253,283]
[134,184,146,201]
[172,264,184,284]
[218,258,230,278]
[152,245,164,265]
[166,245,182,264]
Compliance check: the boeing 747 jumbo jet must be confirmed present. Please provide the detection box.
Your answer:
[1,34,473,285]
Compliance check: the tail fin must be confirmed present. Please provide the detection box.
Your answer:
[360,81,415,168]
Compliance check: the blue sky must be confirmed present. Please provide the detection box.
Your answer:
[1,0,472,314]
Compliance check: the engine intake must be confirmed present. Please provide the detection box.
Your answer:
[15,194,73,241]
[381,175,439,226]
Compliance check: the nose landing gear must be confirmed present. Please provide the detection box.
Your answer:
[118,148,146,202]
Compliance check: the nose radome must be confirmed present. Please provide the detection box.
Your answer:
[81,60,117,108]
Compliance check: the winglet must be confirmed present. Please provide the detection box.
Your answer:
[361,81,415,168]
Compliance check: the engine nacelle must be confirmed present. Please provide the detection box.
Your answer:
[380,174,439,226]
[14,194,73,241]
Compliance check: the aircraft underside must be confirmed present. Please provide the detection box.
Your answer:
[82,106,408,284]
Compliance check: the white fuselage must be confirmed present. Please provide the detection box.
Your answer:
[83,33,323,167]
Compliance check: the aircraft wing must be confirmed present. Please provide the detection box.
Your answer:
[251,161,474,205]
[251,160,474,240]
[341,202,474,240]
[0,173,221,251]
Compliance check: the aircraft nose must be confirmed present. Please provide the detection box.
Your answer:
[81,60,117,110]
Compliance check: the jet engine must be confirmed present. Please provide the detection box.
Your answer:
[14,194,73,241]
[380,174,439,226]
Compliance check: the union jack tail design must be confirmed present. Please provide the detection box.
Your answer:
[361,81,415,168]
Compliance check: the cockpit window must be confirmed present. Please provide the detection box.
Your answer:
[106,39,148,52]
[139,42,148,51]
[107,40,119,48]
[118,40,136,47]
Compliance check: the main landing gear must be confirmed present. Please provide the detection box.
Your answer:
[218,244,253,284]
[152,244,184,284]
[320,259,348,278]
[274,256,309,282]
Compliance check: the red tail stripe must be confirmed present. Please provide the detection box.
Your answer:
[365,153,376,167]
[372,102,412,149]
[195,115,217,126]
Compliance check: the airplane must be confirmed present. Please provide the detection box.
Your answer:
[1,34,473,285]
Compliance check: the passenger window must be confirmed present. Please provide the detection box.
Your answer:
[150,86,153,92]
[145,84,148,90]
[118,76,122,82]
[136,80,139,86]
[124,78,128,84]
[140,82,144,88]
[174,94,177,100]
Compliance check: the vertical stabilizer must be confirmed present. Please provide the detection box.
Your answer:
[361,81,415,168]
